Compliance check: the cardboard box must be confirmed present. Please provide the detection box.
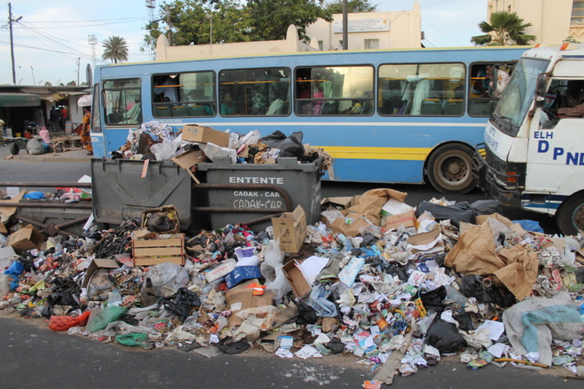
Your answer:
[271,205,307,253]
[141,206,180,234]
[6,224,45,253]
[132,234,185,266]
[182,125,230,147]
[475,213,514,227]
[282,259,311,298]
[81,258,120,288]
[0,222,7,234]
[204,258,237,282]
[224,281,275,326]
[225,266,263,289]
[383,210,417,231]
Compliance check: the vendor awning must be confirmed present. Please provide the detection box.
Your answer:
[0,93,41,107]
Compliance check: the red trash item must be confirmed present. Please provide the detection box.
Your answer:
[48,310,91,331]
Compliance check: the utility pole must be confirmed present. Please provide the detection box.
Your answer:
[8,2,22,84]
[30,66,35,85]
[76,57,80,85]
[342,0,348,50]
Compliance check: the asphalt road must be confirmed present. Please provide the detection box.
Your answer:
[0,315,579,389]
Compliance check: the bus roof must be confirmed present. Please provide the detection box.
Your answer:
[97,45,532,70]
[521,43,584,62]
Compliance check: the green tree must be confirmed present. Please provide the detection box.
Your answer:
[143,0,332,50]
[247,0,332,42]
[326,0,377,13]
[102,36,129,63]
[471,11,535,46]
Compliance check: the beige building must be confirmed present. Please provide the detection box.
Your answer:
[305,4,422,51]
[487,0,583,44]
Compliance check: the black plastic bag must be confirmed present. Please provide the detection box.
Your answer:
[415,201,475,225]
[426,318,466,353]
[295,299,318,325]
[260,130,304,158]
[420,286,447,315]
[461,275,491,303]
[470,199,502,215]
[161,287,201,323]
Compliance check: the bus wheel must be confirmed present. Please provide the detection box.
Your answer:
[556,192,584,236]
[427,144,475,194]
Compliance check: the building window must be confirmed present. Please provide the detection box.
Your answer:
[572,1,584,25]
[365,39,379,49]
[318,40,324,51]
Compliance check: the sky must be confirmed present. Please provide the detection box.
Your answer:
[0,0,487,86]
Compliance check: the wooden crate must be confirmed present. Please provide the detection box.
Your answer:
[132,234,185,266]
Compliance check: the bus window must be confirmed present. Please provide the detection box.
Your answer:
[295,66,374,115]
[152,71,216,118]
[468,63,514,117]
[103,79,141,125]
[218,68,291,116]
[378,63,465,116]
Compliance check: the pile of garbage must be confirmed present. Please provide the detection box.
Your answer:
[109,121,334,177]
[0,188,583,385]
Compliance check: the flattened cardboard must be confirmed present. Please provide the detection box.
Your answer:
[321,196,354,209]
[0,222,7,234]
[6,224,45,253]
[475,213,513,227]
[282,259,311,298]
[383,210,417,231]
[82,258,120,288]
[182,125,230,147]
[171,149,206,184]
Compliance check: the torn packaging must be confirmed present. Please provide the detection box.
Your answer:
[445,222,538,300]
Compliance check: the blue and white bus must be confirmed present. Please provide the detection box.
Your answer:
[90,46,529,193]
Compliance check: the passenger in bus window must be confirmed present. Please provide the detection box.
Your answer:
[558,101,584,118]
[266,90,284,115]
[220,92,237,115]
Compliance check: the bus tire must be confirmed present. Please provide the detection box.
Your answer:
[556,192,584,236]
[427,144,475,194]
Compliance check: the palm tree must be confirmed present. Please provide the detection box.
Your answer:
[102,36,129,63]
[471,11,536,46]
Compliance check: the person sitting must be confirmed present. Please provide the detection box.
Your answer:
[38,126,53,152]
[266,90,284,115]
[558,101,584,118]
[220,92,237,115]
[559,80,584,109]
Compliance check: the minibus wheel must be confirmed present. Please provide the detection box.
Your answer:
[427,144,476,194]
[556,192,584,236]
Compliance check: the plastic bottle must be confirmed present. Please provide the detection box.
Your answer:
[444,284,467,307]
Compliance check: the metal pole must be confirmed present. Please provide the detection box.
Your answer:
[9,2,16,84]
[342,0,348,50]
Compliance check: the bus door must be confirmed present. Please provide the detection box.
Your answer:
[526,78,584,199]
[100,78,142,157]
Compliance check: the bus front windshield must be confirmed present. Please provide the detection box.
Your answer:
[491,58,550,137]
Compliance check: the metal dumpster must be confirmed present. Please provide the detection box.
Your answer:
[194,157,322,232]
[91,159,194,229]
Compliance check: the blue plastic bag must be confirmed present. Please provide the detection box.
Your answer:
[23,191,45,200]
[512,219,544,233]
[4,261,25,290]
